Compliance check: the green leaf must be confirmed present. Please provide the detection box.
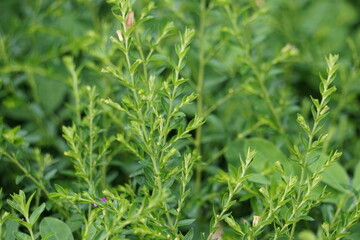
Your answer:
[352,162,360,191]
[3,126,23,144]
[225,139,245,167]
[242,138,295,178]
[160,97,170,114]
[129,59,142,74]
[29,203,46,225]
[7,200,22,216]
[310,96,320,109]
[85,224,97,240]
[226,138,295,179]
[25,192,36,217]
[41,233,56,240]
[346,233,360,240]
[36,76,67,113]
[39,217,74,240]
[15,175,25,185]
[299,215,314,221]
[65,214,83,232]
[203,67,228,92]
[177,218,195,227]
[183,228,194,240]
[4,220,19,240]
[297,113,311,134]
[225,138,295,184]
[323,85,337,99]
[101,98,125,112]
[298,230,316,240]
[224,216,244,235]
[14,232,31,240]
[248,173,270,185]
[308,152,349,192]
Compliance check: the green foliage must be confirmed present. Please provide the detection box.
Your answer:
[1,0,360,239]
[39,217,73,240]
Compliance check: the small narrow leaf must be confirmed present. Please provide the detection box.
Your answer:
[310,96,320,109]
[15,175,25,185]
[130,59,142,74]
[352,162,360,191]
[177,218,195,227]
[183,228,194,240]
[225,216,244,235]
[29,203,46,225]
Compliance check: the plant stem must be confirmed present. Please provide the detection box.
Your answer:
[69,65,81,124]
[195,0,207,194]
[257,73,285,134]
[123,31,162,188]
[290,61,334,238]
[2,151,49,197]
[27,70,39,103]
[88,94,95,195]
[224,5,284,134]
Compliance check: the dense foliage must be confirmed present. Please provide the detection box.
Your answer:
[1,0,360,239]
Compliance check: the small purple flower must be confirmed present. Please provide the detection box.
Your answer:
[93,197,107,207]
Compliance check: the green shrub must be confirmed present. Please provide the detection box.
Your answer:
[1,0,360,239]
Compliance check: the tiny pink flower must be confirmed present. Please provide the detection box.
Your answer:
[93,198,107,207]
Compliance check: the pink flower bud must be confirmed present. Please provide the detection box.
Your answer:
[126,11,135,29]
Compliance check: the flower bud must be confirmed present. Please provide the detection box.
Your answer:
[253,215,260,227]
[281,43,299,57]
[126,11,135,29]
[116,30,123,41]
[320,105,330,115]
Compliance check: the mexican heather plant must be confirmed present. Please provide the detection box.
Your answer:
[1,0,360,240]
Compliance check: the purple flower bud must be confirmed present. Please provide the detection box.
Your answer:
[93,198,107,207]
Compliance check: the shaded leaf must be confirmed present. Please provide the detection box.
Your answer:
[39,217,74,240]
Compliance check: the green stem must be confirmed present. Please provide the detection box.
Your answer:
[70,67,81,123]
[2,151,49,197]
[123,23,164,191]
[26,224,36,240]
[289,74,332,238]
[289,126,315,238]
[207,179,245,240]
[88,96,95,195]
[27,70,39,103]
[244,58,284,134]
[135,32,148,81]
[195,0,207,195]
[101,158,108,189]
[257,73,284,134]
[225,5,284,134]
